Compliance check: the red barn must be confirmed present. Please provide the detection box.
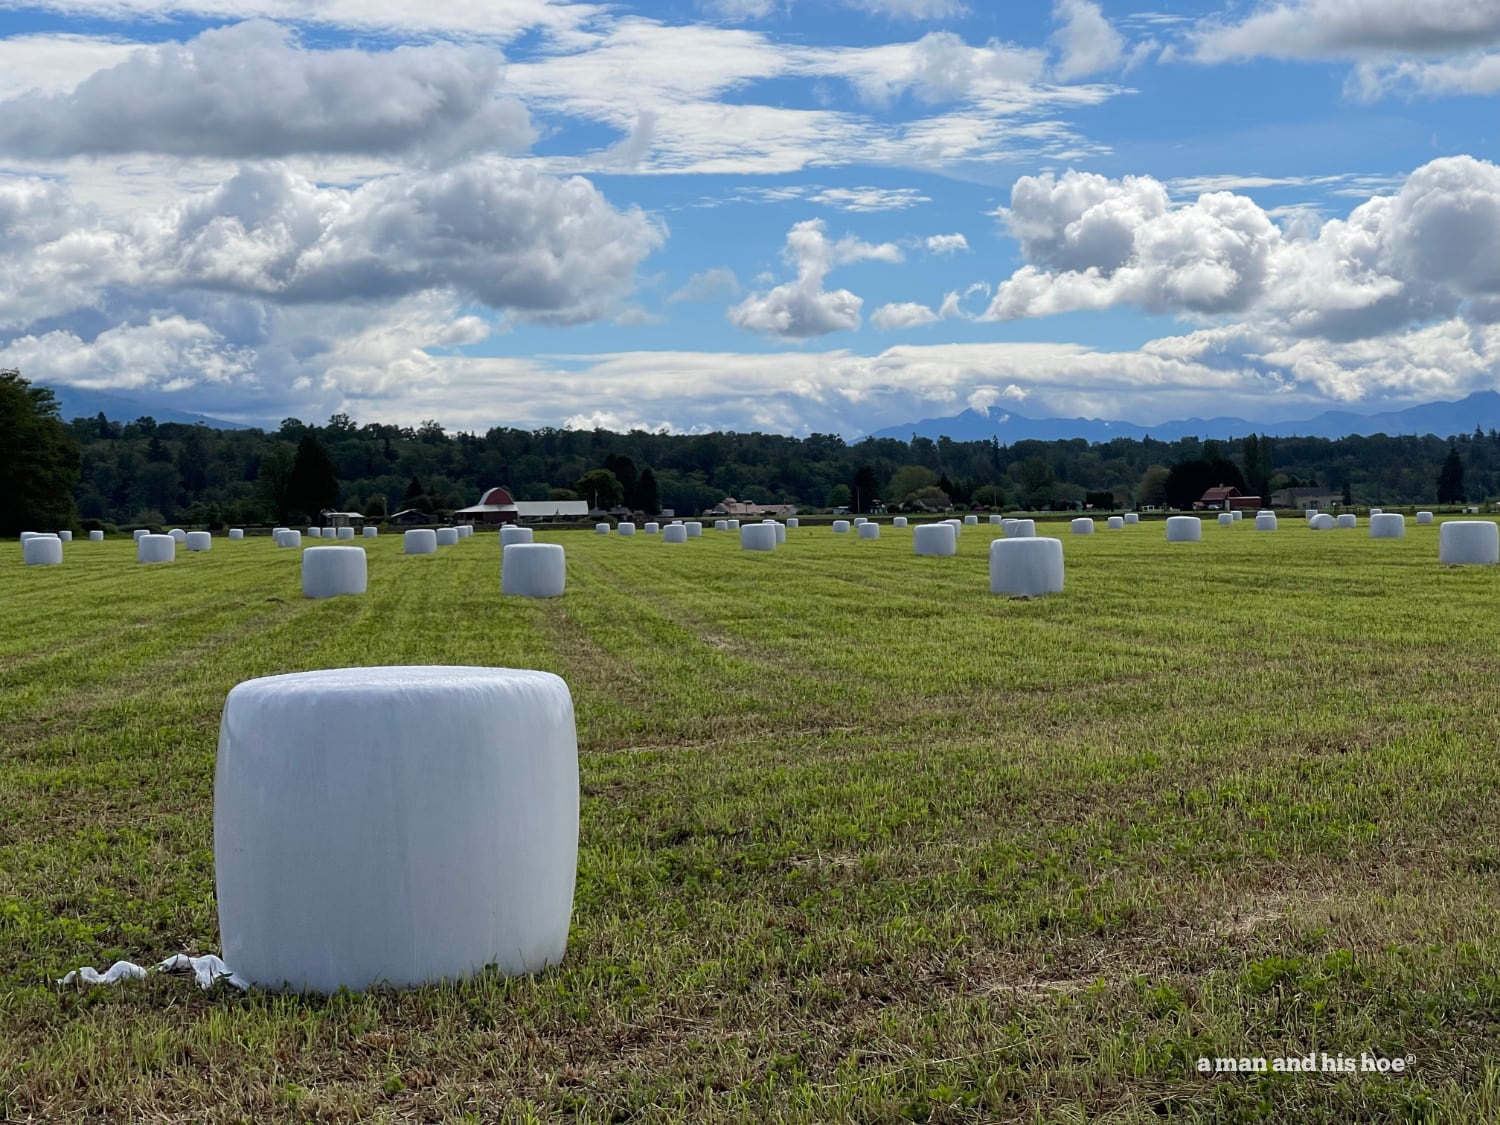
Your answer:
[453,487,520,525]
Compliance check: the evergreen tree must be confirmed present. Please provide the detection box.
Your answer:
[0,369,82,536]
[285,435,340,521]
[636,468,660,514]
[1437,446,1466,504]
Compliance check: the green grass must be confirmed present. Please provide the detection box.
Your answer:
[4,518,1500,1122]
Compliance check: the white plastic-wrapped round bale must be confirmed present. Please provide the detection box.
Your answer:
[1107,516,1125,530]
[57,530,72,541]
[1255,512,1278,531]
[24,535,62,565]
[772,522,786,544]
[964,514,978,526]
[661,524,688,543]
[893,516,908,528]
[1370,508,1382,516]
[1071,518,1094,535]
[832,520,851,533]
[363,527,378,538]
[502,543,567,596]
[404,529,437,555]
[436,528,460,547]
[1231,511,1243,521]
[1440,521,1500,565]
[138,533,175,562]
[1416,511,1434,524]
[989,537,1064,597]
[19,532,37,541]
[502,526,534,548]
[1336,513,1357,528]
[1124,513,1139,525]
[228,528,244,540]
[596,522,611,534]
[686,522,703,537]
[1166,516,1202,542]
[857,522,879,539]
[1305,509,1318,522]
[786,518,798,529]
[214,665,579,993]
[726,519,740,530]
[272,526,289,537]
[307,527,321,539]
[89,530,104,542]
[186,531,212,552]
[133,529,149,541]
[337,527,355,541]
[713,520,728,532]
[945,518,963,537]
[853,517,866,526]
[302,546,367,599]
[169,528,187,543]
[644,522,659,535]
[741,523,777,551]
[913,522,957,557]
[618,522,637,537]
[990,514,1003,525]
[1005,519,1037,538]
[1217,512,1234,526]
[276,529,302,548]
[1310,514,1335,530]
[458,525,473,539]
[1370,513,1405,539]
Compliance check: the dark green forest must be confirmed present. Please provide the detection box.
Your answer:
[55,405,1500,527]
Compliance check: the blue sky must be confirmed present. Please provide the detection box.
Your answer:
[1,0,1499,435]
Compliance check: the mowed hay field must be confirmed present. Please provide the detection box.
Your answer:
[5,520,1500,1123]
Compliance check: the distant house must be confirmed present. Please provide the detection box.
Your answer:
[452,487,521,525]
[388,508,434,525]
[1269,486,1342,510]
[1197,485,1261,511]
[707,496,797,518]
[320,509,365,528]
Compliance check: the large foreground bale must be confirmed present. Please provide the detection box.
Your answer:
[989,537,1064,597]
[186,531,212,552]
[1005,519,1036,538]
[138,533,175,562]
[741,524,777,551]
[24,535,62,565]
[502,526,534,548]
[404,529,438,555]
[1255,512,1278,531]
[857,522,879,539]
[1370,513,1405,539]
[1440,521,1500,565]
[1071,518,1094,535]
[662,524,688,543]
[1166,516,1201,542]
[913,523,957,556]
[502,543,567,597]
[302,546,367,599]
[436,528,460,547]
[214,666,578,992]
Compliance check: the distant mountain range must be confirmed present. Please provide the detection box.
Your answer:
[37,383,259,431]
[869,391,1500,445]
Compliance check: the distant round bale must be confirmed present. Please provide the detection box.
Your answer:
[893,516,908,528]
[662,524,688,543]
[213,665,578,992]
[302,546,367,599]
[276,530,302,549]
[138,533,175,563]
[771,521,786,544]
[1255,512,1278,531]
[1336,513,1357,528]
[726,519,740,530]
[404,529,437,555]
[1311,514,1335,530]
[1107,516,1125,530]
[853,517,867,526]
[964,514,978,526]
[133,529,148,541]
[1440,521,1499,565]
[786,518,798,529]
[1370,513,1405,539]
[436,528,460,547]
[990,514,1003,525]
[363,527,378,538]
[686,522,703,537]
[913,522,957,557]
[1166,516,1202,542]
[502,543,567,597]
[19,532,37,541]
[24,535,62,566]
[337,527,355,541]
[989,536,1064,597]
[1218,513,1234,526]
[1124,513,1139,525]
[1005,519,1036,538]
[229,528,244,540]
[502,526,534,548]
[945,518,963,537]
[713,520,728,532]
[618,522,636,537]
[89,530,104,542]
[1231,511,1243,521]
[596,523,611,534]
[186,531,212,552]
[741,523,777,551]
[1305,509,1319,522]
[1370,508,1382,516]
[832,520,851,533]
[57,530,72,541]
[307,527,321,539]
[644,522,659,535]
[857,522,879,539]
[272,527,288,538]
[169,528,187,543]
[459,526,473,538]
[1416,511,1434,525]
[1071,518,1094,535]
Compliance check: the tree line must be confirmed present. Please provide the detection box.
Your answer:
[0,368,1491,535]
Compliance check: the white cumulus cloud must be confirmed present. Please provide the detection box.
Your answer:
[1051,0,1126,80]
[871,302,940,330]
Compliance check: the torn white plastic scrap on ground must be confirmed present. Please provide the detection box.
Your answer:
[59,953,248,991]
